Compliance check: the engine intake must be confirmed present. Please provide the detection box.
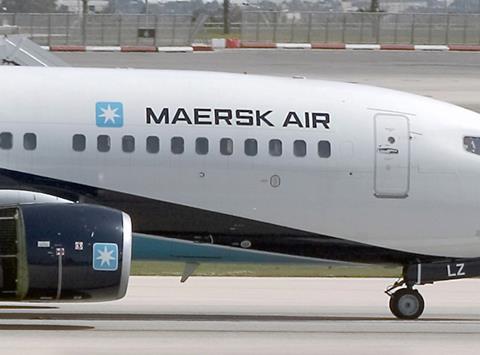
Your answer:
[0,203,131,302]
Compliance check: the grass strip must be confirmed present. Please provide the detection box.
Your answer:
[131,261,402,278]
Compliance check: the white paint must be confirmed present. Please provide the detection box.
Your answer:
[447,263,466,277]
[157,46,193,53]
[85,46,121,52]
[414,45,449,51]
[276,43,312,49]
[346,44,381,50]
[211,38,226,49]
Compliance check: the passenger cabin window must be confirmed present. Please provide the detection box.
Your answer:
[72,134,86,152]
[294,140,306,157]
[196,137,209,155]
[318,140,331,158]
[171,137,184,154]
[464,136,480,155]
[97,135,111,152]
[244,139,258,156]
[220,138,233,156]
[24,133,36,150]
[269,139,282,157]
[0,132,12,150]
[146,136,159,154]
[122,135,135,153]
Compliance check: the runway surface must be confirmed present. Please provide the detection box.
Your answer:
[2,277,480,354]
[58,50,480,112]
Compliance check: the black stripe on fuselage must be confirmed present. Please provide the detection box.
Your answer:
[0,168,445,265]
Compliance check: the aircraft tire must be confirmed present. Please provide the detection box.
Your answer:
[389,288,424,320]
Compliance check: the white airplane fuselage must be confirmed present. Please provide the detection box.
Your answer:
[1,66,480,263]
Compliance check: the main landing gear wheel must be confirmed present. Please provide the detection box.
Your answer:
[389,288,424,320]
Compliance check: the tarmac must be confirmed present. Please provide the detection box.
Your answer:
[2,277,480,355]
[57,49,480,112]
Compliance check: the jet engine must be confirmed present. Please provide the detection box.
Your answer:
[0,203,131,302]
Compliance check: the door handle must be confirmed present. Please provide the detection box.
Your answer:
[377,147,399,154]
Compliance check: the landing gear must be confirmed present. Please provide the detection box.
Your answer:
[384,258,480,319]
[388,288,424,320]
[385,276,424,320]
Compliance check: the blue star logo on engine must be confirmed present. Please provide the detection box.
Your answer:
[93,243,118,271]
[96,102,124,127]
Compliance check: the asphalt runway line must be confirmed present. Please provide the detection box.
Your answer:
[0,306,57,310]
[2,326,480,336]
[0,324,93,331]
[0,313,479,322]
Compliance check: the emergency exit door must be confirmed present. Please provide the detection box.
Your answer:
[374,114,410,198]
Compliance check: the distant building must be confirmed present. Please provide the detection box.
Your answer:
[57,0,109,13]
[107,0,146,13]
[284,11,301,20]
[340,0,457,12]
[56,0,150,13]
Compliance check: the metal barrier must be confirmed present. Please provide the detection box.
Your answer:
[241,12,480,44]
[4,12,480,46]
[0,13,195,46]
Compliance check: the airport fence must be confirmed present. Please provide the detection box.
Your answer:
[0,13,199,46]
[3,12,480,47]
[241,12,480,45]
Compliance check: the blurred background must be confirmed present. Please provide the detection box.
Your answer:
[2,0,480,47]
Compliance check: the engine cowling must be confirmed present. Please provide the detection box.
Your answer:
[0,203,131,302]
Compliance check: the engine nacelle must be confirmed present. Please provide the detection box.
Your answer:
[0,203,131,302]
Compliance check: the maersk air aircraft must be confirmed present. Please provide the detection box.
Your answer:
[0,65,479,320]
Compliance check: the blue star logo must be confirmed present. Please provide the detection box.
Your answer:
[93,243,118,271]
[96,102,124,128]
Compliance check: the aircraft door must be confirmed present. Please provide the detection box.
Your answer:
[374,114,410,198]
